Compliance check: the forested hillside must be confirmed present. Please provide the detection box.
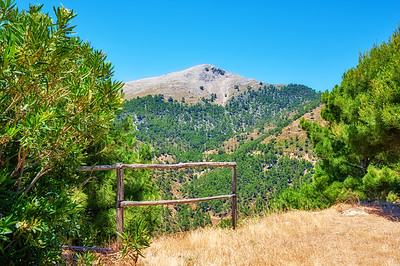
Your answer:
[119,84,321,159]
[118,83,322,233]
[152,134,316,233]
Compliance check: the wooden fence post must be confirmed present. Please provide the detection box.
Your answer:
[116,163,124,248]
[232,165,237,230]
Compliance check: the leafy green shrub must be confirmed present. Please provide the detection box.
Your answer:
[0,1,124,263]
[0,1,123,195]
[362,165,400,200]
[386,191,399,203]
[271,182,329,211]
[118,218,151,263]
[0,193,80,264]
[218,218,232,229]
[75,249,100,266]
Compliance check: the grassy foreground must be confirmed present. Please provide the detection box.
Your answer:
[135,203,400,266]
[67,203,400,265]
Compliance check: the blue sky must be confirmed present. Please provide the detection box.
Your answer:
[17,0,400,92]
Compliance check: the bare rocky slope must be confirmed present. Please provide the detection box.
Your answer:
[123,64,281,105]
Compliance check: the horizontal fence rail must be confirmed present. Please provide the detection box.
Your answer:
[79,162,237,171]
[121,194,235,207]
[78,161,238,247]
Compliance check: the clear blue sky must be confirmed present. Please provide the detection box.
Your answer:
[17,0,400,92]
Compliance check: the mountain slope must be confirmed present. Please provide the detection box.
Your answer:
[123,64,276,105]
[119,84,321,154]
[119,68,323,233]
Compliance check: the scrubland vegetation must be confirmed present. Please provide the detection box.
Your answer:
[1,1,400,264]
[0,2,158,263]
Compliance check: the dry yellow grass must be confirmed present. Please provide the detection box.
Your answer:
[134,203,400,266]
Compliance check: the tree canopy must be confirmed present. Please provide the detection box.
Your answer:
[0,2,137,263]
[298,27,400,204]
[321,29,400,162]
[0,2,123,196]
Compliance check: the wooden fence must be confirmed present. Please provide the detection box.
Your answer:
[79,162,238,246]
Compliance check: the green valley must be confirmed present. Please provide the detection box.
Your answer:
[117,83,322,233]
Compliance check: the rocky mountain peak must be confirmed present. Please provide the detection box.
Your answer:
[123,64,270,105]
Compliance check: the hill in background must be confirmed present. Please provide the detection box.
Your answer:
[119,74,322,231]
[123,64,281,105]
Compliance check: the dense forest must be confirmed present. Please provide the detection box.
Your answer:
[117,84,321,233]
[119,84,321,159]
[148,135,315,233]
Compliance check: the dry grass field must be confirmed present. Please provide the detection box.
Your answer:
[132,203,400,266]
[74,203,400,265]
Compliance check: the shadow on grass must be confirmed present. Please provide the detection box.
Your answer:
[360,202,400,222]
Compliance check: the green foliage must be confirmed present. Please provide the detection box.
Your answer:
[78,119,161,245]
[386,191,399,203]
[0,193,80,264]
[218,217,233,229]
[0,2,123,196]
[321,29,400,162]
[119,84,321,157]
[0,2,127,263]
[117,218,151,263]
[75,249,100,266]
[271,182,329,211]
[297,27,400,206]
[362,165,400,200]
[321,32,400,161]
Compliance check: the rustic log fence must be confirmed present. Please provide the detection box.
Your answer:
[79,162,238,246]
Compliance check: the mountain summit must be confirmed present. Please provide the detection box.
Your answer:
[123,64,272,105]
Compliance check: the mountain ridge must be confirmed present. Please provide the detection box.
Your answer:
[123,64,282,105]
